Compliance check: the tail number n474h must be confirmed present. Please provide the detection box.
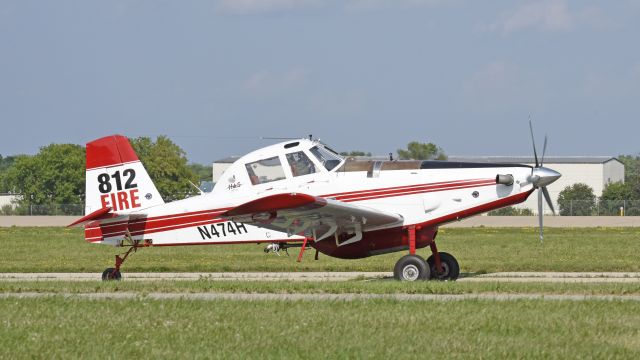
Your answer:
[198,222,248,240]
[97,169,141,211]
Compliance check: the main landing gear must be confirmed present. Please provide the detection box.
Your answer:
[393,226,460,281]
[102,238,149,281]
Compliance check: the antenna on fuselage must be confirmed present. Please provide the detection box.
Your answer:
[188,180,205,195]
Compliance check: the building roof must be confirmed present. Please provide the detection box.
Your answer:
[214,155,241,164]
[447,156,621,165]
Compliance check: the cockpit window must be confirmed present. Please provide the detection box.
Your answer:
[309,145,343,171]
[245,156,286,185]
[286,151,317,177]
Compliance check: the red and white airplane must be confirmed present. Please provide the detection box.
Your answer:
[70,128,560,281]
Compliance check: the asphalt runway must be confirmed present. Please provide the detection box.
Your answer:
[2,272,640,283]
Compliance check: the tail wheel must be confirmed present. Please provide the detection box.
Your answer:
[426,252,460,281]
[393,255,429,281]
[102,267,122,281]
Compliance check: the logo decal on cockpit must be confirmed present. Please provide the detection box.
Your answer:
[227,174,242,191]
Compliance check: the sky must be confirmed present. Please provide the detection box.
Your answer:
[1,0,639,164]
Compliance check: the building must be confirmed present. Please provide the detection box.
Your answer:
[448,156,625,214]
[212,156,241,184]
[0,193,19,213]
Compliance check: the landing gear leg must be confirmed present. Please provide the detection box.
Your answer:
[102,238,148,281]
[426,241,460,281]
[393,226,430,281]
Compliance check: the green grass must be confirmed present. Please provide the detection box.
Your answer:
[1,297,639,359]
[1,227,639,273]
[3,227,640,359]
[3,280,640,295]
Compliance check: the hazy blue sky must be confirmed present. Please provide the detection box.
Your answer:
[1,0,639,163]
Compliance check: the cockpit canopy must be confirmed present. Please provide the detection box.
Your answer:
[215,139,345,193]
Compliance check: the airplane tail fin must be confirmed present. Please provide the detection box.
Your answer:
[85,135,164,215]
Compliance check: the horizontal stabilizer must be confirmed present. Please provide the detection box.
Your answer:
[67,207,114,227]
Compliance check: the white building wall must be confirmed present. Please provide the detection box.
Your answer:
[212,163,230,183]
[603,160,625,185]
[0,195,19,209]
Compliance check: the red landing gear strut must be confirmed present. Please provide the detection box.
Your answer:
[393,225,460,281]
[102,239,150,281]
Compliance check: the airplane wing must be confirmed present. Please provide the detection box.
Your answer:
[223,193,403,245]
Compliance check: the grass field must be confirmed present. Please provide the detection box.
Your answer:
[3,279,640,295]
[1,226,639,273]
[1,297,639,359]
[2,227,640,358]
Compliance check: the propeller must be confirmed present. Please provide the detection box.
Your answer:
[528,120,561,243]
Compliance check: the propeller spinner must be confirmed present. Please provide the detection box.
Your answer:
[528,120,561,243]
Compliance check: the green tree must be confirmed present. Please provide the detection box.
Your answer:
[397,142,447,160]
[3,145,85,214]
[557,183,596,216]
[0,154,19,193]
[130,136,198,201]
[601,182,633,201]
[599,181,633,215]
[617,155,640,198]
[188,163,213,182]
[618,155,640,181]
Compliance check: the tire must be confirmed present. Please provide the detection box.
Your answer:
[102,267,122,281]
[393,255,429,281]
[426,252,460,281]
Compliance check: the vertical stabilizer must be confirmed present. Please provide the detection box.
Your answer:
[85,135,164,214]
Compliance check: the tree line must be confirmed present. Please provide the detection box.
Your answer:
[0,136,207,215]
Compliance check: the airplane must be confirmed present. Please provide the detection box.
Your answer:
[69,126,561,281]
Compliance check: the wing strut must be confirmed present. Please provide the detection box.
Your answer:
[296,237,309,263]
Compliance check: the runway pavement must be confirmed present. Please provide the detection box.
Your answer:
[2,272,640,282]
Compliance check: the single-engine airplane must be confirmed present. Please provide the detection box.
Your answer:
[70,126,560,281]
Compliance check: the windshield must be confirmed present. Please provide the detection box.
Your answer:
[309,145,343,171]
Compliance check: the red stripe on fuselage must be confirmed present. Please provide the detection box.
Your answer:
[335,179,496,202]
[322,178,488,198]
[86,179,498,241]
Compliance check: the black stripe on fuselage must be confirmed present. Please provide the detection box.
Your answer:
[420,161,532,169]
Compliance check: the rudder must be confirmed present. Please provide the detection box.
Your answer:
[85,135,164,214]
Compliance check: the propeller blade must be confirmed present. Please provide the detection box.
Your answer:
[542,186,555,215]
[538,189,544,243]
[541,135,548,167]
[529,119,539,167]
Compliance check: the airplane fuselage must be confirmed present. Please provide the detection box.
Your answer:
[87,159,535,259]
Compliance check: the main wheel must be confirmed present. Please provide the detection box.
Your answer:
[393,255,429,281]
[426,252,460,281]
[102,267,122,281]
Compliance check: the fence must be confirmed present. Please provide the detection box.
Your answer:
[0,204,84,216]
[489,200,640,216]
[558,200,640,216]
